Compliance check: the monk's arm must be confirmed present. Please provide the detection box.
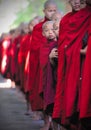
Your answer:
[49,48,58,66]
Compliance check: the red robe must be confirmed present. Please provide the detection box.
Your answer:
[53,6,91,125]
[1,38,12,78]
[18,33,32,92]
[11,35,23,83]
[18,34,31,64]
[39,40,57,114]
[80,16,91,119]
[28,18,48,111]
[52,12,73,123]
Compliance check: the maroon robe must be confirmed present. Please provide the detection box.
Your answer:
[39,40,57,114]
[53,6,91,126]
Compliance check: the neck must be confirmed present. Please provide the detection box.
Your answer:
[48,38,57,42]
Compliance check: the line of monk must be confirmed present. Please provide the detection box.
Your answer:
[0,0,91,130]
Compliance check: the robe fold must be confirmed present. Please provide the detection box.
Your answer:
[80,16,91,119]
[52,6,91,125]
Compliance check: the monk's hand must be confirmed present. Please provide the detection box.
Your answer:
[49,48,58,59]
[80,46,88,55]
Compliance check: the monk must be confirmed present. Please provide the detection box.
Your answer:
[28,0,57,115]
[24,17,41,92]
[39,20,58,130]
[79,0,91,129]
[23,17,41,115]
[18,23,29,92]
[49,20,62,130]
[52,0,91,130]
[10,26,23,86]
[27,0,58,129]
[49,20,60,63]
[9,29,17,88]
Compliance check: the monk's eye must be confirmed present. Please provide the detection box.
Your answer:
[45,30,48,32]
[54,27,58,30]
[49,10,53,12]
[51,29,54,31]
[48,9,56,12]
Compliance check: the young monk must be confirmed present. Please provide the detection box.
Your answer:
[52,0,91,130]
[79,0,91,129]
[49,20,63,130]
[39,20,58,130]
[27,0,58,122]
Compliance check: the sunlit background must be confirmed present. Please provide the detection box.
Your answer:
[0,0,71,35]
[0,0,28,34]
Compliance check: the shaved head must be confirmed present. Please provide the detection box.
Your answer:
[42,21,54,30]
[43,0,57,20]
[44,0,57,9]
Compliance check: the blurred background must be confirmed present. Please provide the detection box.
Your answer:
[0,0,71,35]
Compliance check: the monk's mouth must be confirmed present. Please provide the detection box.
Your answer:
[74,5,80,8]
[49,35,54,38]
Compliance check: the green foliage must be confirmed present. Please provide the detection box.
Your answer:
[11,0,66,28]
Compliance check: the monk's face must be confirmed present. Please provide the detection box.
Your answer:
[43,23,56,40]
[43,4,57,20]
[80,0,86,9]
[29,23,33,32]
[86,0,91,5]
[53,21,60,37]
[23,25,29,34]
[69,0,81,11]
[51,13,62,21]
